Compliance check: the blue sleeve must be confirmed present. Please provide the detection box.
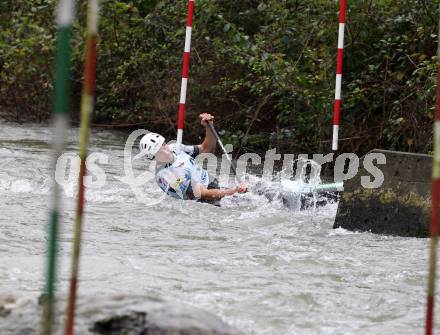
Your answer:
[190,145,199,159]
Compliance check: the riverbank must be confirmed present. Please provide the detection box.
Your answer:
[2,1,437,155]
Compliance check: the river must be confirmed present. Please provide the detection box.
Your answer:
[0,122,433,334]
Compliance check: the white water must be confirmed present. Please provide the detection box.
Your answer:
[0,122,435,334]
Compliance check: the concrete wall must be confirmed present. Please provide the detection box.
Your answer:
[333,149,432,237]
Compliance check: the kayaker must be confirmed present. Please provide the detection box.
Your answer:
[139,113,247,201]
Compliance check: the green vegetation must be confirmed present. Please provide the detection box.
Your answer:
[1,0,438,154]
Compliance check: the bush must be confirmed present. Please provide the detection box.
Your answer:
[1,0,438,154]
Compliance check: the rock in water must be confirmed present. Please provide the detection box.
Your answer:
[333,149,431,237]
[0,294,242,335]
[87,295,242,335]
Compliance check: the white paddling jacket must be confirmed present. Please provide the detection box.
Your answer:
[155,144,210,200]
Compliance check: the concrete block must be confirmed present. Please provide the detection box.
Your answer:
[333,149,431,237]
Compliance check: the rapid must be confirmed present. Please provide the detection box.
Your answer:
[0,122,433,334]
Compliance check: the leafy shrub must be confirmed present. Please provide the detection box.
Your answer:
[1,0,438,154]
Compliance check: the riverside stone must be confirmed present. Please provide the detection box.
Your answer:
[333,149,431,237]
[0,294,242,335]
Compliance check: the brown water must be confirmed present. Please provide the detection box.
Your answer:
[0,122,434,334]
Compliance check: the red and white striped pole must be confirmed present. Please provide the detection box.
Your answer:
[332,0,347,151]
[176,0,195,153]
[425,6,440,334]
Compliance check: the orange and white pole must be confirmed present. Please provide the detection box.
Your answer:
[176,0,194,153]
[65,0,98,334]
[332,0,346,151]
[425,5,440,335]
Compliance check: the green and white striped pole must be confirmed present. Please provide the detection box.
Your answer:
[42,1,75,334]
[65,1,99,334]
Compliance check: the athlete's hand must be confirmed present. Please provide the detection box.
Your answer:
[200,113,214,127]
[236,183,248,193]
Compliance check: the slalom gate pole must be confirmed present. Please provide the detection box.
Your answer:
[65,1,98,334]
[207,122,241,184]
[332,0,346,151]
[425,5,440,334]
[176,0,195,153]
[41,1,75,334]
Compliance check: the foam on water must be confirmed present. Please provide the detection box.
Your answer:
[0,122,433,335]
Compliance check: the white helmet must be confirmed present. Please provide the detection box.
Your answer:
[139,132,165,159]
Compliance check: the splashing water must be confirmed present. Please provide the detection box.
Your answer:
[0,122,433,335]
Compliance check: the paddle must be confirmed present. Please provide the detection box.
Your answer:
[206,121,340,208]
[206,121,242,184]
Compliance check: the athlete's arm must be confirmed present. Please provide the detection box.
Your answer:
[195,183,247,201]
[197,113,216,154]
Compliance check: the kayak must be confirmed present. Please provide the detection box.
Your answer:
[253,180,342,210]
